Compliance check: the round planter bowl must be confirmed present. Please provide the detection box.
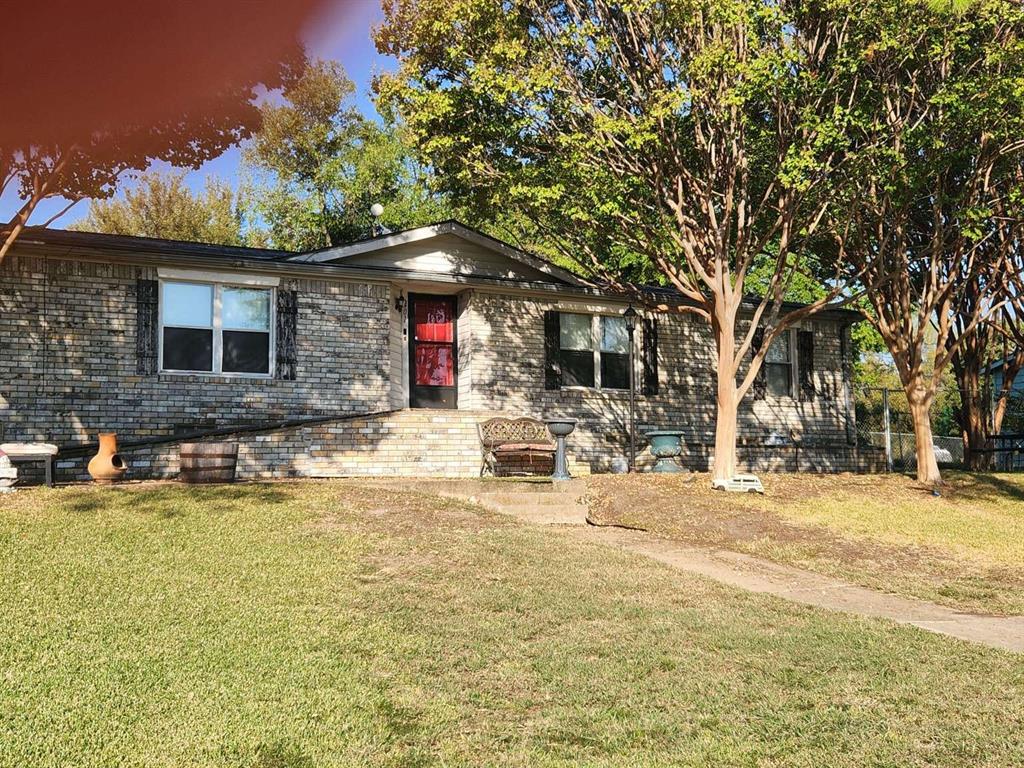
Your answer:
[644,430,686,473]
[545,418,577,481]
[544,418,578,437]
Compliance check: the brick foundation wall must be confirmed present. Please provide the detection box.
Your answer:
[52,409,583,482]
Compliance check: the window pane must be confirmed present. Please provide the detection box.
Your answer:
[601,352,629,390]
[163,282,212,327]
[601,316,629,353]
[413,299,454,342]
[162,327,213,371]
[414,342,454,386]
[767,363,791,397]
[223,330,270,374]
[222,287,271,330]
[766,335,790,363]
[560,313,592,351]
[562,349,595,387]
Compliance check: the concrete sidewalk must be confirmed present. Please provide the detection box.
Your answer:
[369,478,1024,652]
[570,524,1024,653]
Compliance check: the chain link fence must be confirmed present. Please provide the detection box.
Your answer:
[854,387,1024,472]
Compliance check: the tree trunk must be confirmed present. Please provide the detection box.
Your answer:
[712,316,739,482]
[963,419,991,471]
[713,370,740,482]
[951,330,992,471]
[959,383,991,471]
[906,385,942,485]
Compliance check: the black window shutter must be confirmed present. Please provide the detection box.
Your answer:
[544,310,562,390]
[751,326,767,400]
[275,289,298,380]
[136,278,158,375]
[798,330,815,401]
[642,317,659,395]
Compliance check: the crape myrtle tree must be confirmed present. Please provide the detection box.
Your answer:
[949,244,1024,470]
[0,0,324,264]
[375,0,866,482]
[818,0,1024,484]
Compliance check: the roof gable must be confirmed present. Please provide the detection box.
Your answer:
[288,221,586,286]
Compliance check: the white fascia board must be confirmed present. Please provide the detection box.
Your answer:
[290,221,587,287]
[157,267,280,287]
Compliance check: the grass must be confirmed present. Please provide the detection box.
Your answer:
[587,472,1024,615]
[1,480,1023,766]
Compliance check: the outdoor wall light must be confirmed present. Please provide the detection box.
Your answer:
[623,303,638,332]
[395,291,406,314]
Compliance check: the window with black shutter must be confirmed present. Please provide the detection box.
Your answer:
[549,312,633,391]
[797,330,815,401]
[159,280,273,376]
[642,317,659,395]
[765,333,794,398]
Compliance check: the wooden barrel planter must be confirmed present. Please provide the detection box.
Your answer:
[179,442,239,484]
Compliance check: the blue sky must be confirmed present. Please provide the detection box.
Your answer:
[0,0,390,228]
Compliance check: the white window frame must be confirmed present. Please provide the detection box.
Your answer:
[764,329,796,399]
[158,278,276,379]
[559,312,636,392]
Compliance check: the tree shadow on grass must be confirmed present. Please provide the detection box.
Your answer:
[948,473,1024,505]
[252,741,313,768]
[60,482,294,518]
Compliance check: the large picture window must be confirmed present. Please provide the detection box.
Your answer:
[160,281,273,376]
[558,312,632,390]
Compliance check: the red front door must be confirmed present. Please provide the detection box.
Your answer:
[409,294,457,409]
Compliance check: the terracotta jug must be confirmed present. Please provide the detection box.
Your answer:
[87,433,128,483]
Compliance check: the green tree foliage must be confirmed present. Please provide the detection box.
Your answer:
[72,172,242,246]
[1,1,313,263]
[376,0,867,480]
[812,0,1024,483]
[243,60,451,250]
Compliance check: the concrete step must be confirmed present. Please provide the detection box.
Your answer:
[474,499,589,526]
[474,491,584,507]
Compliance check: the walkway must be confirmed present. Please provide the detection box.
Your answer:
[570,524,1024,653]
[367,477,1024,653]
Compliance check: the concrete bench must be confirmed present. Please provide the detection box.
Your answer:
[0,443,59,487]
[478,417,555,477]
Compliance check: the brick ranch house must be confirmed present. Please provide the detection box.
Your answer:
[0,220,871,482]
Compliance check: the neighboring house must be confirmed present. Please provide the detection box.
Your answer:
[0,221,867,481]
[990,358,1024,401]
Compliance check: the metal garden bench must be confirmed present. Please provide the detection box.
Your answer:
[477,417,556,477]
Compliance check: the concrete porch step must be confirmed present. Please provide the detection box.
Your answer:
[361,478,589,525]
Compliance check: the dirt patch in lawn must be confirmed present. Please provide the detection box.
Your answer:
[585,473,1024,615]
[586,473,931,561]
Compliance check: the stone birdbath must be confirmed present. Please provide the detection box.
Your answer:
[545,418,577,481]
[644,430,686,473]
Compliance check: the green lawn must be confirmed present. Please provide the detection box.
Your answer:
[588,472,1024,615]
[2,481,1024,767]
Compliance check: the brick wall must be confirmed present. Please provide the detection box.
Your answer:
[0,255,391,459]
[1,248,869,483]
[53,409,587,481]
[461,289,864,473]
